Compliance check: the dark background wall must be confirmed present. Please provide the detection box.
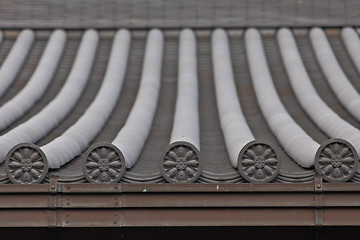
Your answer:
[0,0,359,29]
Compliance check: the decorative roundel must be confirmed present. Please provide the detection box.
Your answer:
[315,138,358,182]
[237,140,280,183]
[83,142,126,184]
[161,141,202,183]
[5,143,48,184]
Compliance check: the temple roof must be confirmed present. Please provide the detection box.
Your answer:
[0,27,359,184]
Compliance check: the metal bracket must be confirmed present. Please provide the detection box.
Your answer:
[48,176,59,228]
[314,175,323,227]
[49,176,58,195]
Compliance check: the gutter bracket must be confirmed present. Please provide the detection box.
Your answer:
[314,175,323,227]
[48,175,59,228]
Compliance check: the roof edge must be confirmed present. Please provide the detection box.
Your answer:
[0,178,360,227]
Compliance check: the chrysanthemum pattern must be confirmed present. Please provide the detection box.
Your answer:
[161,143,201,183]
[315,139,358,182]
[83,143,125,183]
[238,141,280,183]
[5,143,48,184]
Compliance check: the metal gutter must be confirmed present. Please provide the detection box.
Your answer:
[1,177,360,227]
